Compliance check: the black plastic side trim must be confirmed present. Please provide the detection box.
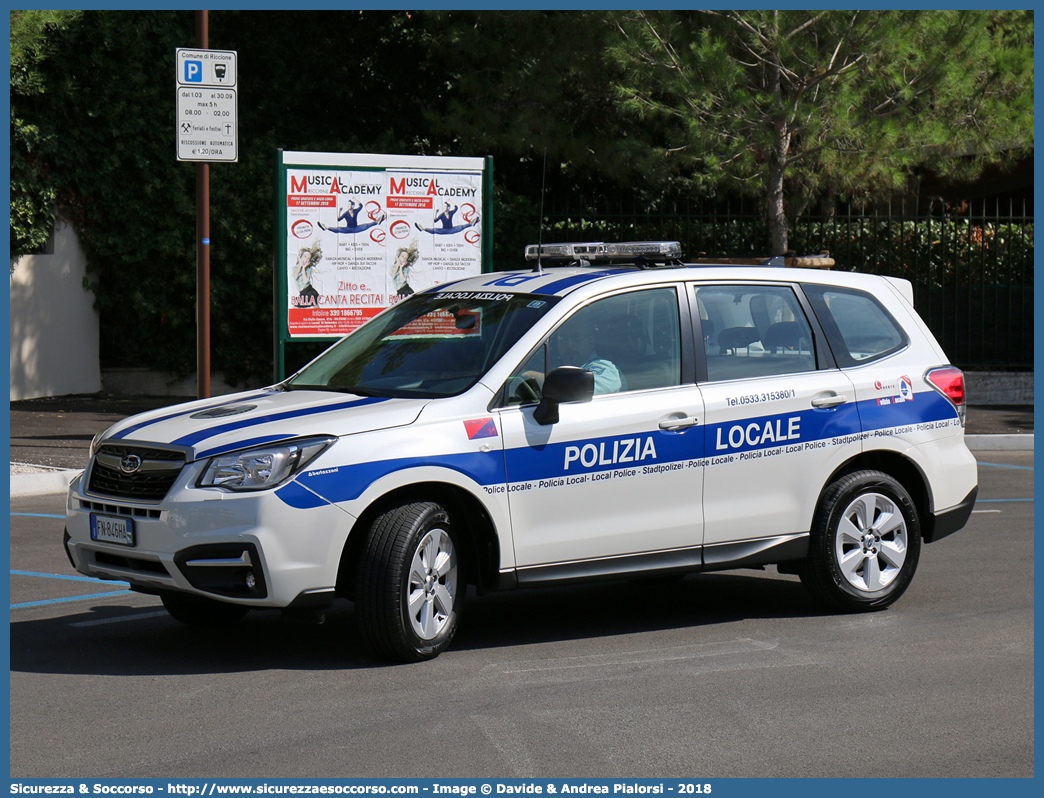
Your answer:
[62,528,76,571]
[515,547,704,587]
[286,588,336,610]
[924,486,978,544]
[702,533,808,571]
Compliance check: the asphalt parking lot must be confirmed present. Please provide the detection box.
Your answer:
[8,450,1033,779]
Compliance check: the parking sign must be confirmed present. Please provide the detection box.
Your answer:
[176,48,238,162]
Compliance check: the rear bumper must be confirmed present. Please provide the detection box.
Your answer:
[924,486,977,544]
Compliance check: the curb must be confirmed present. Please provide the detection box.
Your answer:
[964,435,1034,452]
[10,469,81,498]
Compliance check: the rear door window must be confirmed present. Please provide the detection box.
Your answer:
[803,285,908,367]
[694,284,817,382]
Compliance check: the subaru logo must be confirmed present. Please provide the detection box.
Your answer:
[119,454,142,474]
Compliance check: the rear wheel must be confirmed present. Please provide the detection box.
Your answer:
[161,592,249,626]
[800,470,921,612]
[356,501,462,662]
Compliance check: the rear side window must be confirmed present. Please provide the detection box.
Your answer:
[695,284,816,382]
[803,285,908,367]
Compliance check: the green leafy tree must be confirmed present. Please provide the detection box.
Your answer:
[9,10,452,384]
[609,10,1034,253]
[10,9,83,258]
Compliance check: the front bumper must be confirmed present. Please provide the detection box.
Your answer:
[64,472,357,607]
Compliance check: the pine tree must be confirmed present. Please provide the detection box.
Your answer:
[609,10,1034,253]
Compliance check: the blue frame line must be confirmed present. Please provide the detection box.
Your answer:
[11,591,133,609]
[11,569,130,586]
[10,571,133,610]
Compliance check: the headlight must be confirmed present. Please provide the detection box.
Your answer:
[197,436,337,491]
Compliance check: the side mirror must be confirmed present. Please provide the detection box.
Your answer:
[533,366,595,425]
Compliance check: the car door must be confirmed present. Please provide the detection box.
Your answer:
[692,282,861,561]
[496,285,706,582]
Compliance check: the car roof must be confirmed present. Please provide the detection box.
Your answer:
[425,264,895,301]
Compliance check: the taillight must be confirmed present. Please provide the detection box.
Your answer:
[925,366,966,426]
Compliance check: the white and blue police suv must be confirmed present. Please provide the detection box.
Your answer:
[64,242,977,661]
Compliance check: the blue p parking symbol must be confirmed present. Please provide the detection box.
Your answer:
[184,60,202,82]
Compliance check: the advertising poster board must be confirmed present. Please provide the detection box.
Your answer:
[274,151,492,377]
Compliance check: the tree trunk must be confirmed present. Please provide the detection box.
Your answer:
[765,119,791,255]
[766,163,788,255]
[765,32,791,257]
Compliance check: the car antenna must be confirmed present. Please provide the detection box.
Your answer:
[533,148,547,273]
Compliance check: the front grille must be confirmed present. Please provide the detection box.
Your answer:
[87,444,186,502]
[80,500,161,519]
[94,551,171,576]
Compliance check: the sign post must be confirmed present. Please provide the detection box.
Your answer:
[176,15,238,398]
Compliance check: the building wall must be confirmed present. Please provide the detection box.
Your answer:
[10,222,101,401]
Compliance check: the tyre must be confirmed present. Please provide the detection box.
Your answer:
[356,501,462,662]
[161,592,249,626]
[799,470,921,612]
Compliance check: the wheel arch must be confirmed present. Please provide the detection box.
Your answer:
[821,449,932,534]
[336,481,502,600]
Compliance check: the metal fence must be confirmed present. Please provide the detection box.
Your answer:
[539,196,1034,370]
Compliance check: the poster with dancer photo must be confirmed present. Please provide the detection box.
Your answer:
[279,152,488,342]
[385,171,483,302]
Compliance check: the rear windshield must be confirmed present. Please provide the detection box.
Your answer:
[288,291,560,398]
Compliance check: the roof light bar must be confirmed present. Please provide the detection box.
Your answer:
[606,241,683,259]
[524,241,682,262]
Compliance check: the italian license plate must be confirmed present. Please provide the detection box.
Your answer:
[90,514,135,547]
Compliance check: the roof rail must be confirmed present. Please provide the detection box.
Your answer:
[689,252,835,269]
[522,242,835,270]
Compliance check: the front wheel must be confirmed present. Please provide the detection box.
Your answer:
[799,470,921,612]
[356,501,462,662]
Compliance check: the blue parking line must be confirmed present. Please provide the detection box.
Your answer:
[11,591,133,609]
[978,462,1034,471]
[976,498,1034,503]
[11,569,129,586]
[10,570,132,611]
[10,513,65,519]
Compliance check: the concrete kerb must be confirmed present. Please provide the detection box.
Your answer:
[10,468,81,498]
[964,435,1034,453]
[9,432,1033,498]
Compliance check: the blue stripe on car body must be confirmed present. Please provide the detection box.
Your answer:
[195,434,308,460]
[280,449,507,506]
[278,391,958,509]
[532,270,631,296]
[173,396,388,447]
[111,391,281,440]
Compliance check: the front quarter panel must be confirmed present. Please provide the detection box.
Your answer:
[278,392,515,569]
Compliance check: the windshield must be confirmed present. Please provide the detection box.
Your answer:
[288,291,560,398]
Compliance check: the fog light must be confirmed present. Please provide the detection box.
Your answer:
[245,570,256,591]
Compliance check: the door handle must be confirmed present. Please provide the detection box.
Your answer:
[658,414,700,431]
[811,393,848,409]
